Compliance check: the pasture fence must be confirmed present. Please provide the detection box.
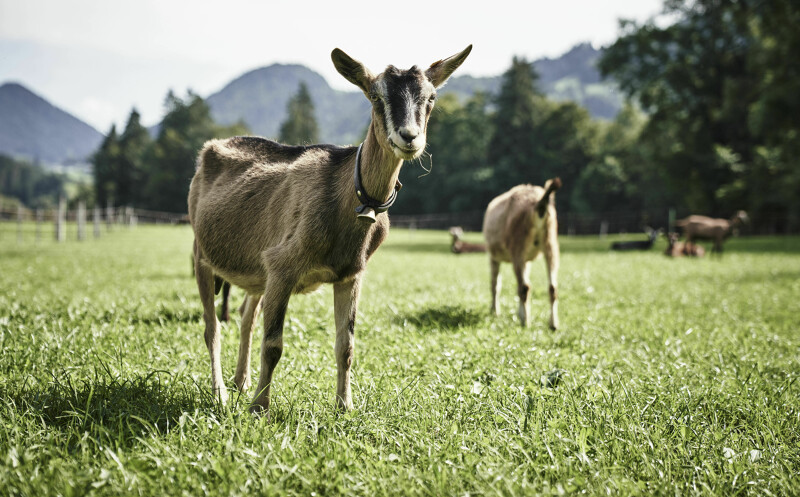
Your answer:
[1,201,797,244]
[0,199,187,244]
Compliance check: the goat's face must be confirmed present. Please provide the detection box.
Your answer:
[370,66,436,160]
[332,46,472,160]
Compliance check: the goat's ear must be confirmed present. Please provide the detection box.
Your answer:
[426,45,472,88]
[332,48,374,97]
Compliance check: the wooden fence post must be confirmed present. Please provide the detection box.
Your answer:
[93,206,101,238]
[77,200,86,241]
[17,203,23,243]
[56,196,66,242]
[599,220,609,239]
[106,201,113,232]
[36,208,43,243]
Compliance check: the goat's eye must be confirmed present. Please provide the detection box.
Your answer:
[371,93,381,102]
[429,94,436,102]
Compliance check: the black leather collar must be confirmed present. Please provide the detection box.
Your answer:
[353,143,402,215]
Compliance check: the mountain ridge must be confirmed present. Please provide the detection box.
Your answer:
[207,43,622,144]
[0,43,621,165]
[0,82,104,166]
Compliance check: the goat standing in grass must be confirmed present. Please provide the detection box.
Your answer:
[483,178,561,329]
[674,210,748,255]
[188,46,472,414]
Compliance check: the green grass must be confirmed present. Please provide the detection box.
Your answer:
[1,224,798,496]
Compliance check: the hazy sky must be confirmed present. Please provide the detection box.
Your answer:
[0,0,663,132]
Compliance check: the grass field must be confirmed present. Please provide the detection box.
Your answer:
[1,224,798,496]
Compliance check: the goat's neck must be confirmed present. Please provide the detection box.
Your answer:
[357,122,404,205]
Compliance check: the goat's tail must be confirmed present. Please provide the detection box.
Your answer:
[536,177,562,217]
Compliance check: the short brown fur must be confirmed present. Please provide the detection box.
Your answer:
[482,178,561,329]
[188,46,471,414]
[674,210,747,255]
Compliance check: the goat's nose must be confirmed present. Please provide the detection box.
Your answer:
[398,128,418,144]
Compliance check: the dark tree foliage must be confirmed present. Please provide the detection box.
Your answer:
[92,125,120,208]
[487,57,545,191]
[142,91,221,212]
[91,91,247,213]
[279,83,319,145]
[396,93,494,215]
[117,109,150,207]
[600,0,800,230]
[0,154,67,208]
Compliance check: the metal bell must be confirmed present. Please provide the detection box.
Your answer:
[356,207,377,223]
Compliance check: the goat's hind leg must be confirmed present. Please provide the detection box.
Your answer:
[490,259,501,316]
[545,236,560,330]
[194,242,228,403]
[234,294,262,393]
[513,258,531,327]
[333,275,362,411]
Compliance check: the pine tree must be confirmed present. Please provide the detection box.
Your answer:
[279,83,319,145]
[117,109,151,207]
[92,125,121,208]
[486,57,545,190]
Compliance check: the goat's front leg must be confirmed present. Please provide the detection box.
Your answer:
[333,275,362,411]
[490,258,501,315]
[512,258,531,327]
[234,294,263,392]
[251,276,293,415]
[545,237,560,330]
[194,243,227,404]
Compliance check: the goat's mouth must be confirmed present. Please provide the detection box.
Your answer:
[390,141,423,160]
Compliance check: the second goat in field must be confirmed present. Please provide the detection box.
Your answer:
[483,178,561,329]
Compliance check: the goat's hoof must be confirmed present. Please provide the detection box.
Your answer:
[248,403,268,417]
[213,388,229,405]
[234,376,251,392]
[335,397,354,412]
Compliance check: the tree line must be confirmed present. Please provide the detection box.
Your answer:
[74,0,798,233]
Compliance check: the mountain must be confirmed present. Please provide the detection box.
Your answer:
[442,43,623,119]
[0,82,104,165]
[207,43,622,144]
[207,64,369,145]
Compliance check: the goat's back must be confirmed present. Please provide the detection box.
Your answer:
[483,184,553,260]
[674,215,732,239]
[188,136,356,291]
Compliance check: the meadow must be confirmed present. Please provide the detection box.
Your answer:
[0,224,798,496]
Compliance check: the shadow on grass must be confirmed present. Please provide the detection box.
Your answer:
[2,368,217,449]
[395,304,485,331]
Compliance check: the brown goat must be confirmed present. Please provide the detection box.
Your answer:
[674,210,747,255]
[482,178,561,329]
[664,232,705,257]
[188,46,471,413]
[449,226,486,253]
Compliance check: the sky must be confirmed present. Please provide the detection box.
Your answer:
[0,0,663,132]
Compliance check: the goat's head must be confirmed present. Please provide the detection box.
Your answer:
[332,46,472,160]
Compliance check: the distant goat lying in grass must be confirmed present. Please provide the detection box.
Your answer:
[483,178,561,329]
[610,227,660,251]
[449,226,486,254]
[664,232,705,257]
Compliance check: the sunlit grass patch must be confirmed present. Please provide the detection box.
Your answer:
[1,226,798,495]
